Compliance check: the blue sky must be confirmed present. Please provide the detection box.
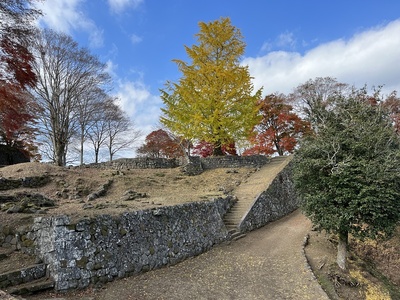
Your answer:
[35,0,400,155]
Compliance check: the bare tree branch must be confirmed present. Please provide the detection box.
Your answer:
[30,29,110,166]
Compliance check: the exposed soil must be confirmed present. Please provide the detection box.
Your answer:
[305,230,400,300]
[0,162,255,227]
[0,247,36,274]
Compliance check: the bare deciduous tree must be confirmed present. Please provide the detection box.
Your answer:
[74,87,109,165]
[30,28,110,166]
[289,77,350,125]
[87,97,112,163]
[87,98,141,162]
[103,101,141,161]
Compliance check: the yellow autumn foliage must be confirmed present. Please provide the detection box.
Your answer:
[350,269,391,300]
[160,17,262,153]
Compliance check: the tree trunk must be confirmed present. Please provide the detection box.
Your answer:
[274,140,284,156]
[277,147,284,156]
[94,148,99,163]
[213,143,224,156]
[337,231,348,270]
[109,147,113,162]
[55,143,64,166]
[80,134,84,166]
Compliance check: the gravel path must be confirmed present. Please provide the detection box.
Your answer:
[90,210,328,300]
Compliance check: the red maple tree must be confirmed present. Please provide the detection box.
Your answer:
[382,91,400,134]
[192,140,237,157]
[0,83,40,160]
[137,129,185,159]
[0,1,40,159]
[243,94,310,156]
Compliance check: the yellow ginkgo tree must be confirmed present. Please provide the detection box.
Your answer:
[160,17,262,156]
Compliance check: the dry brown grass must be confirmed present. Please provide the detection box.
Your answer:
[0,162,256,227]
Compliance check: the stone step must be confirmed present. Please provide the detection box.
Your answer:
[224,221,241,227]
[227,224,238,229]
[229,202,253,207]
[228,205,249,209]
[230,202,253,206]
[228,206,251,212]
[224,214,244,220]
[226,213,245,218]
[231,233,246,241]
[227,228,237,234]
[226,209,247,214]
[227,208,248,214]
[227,229,246,241]
[224,220,242,226]
[0,264,46,289]
[230,231,244,238]
[222,156,292,241]
[223,216,243,220]
[225,218,243,222]
[4,277,55,296]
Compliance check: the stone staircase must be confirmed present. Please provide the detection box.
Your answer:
[0,248,54,298]
[223,156,292,239]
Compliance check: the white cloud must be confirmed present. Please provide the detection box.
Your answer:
[276,31,296,48]
[108,0,143,14]
[260,31,296,53]
[115,79,162,137]
[131,33,143,44]
[104,59,159,140]
[88,28,105,48]
[244,19,400,96]
[36,0,104,48]
[260,41,272,53]
[105,60,118,78]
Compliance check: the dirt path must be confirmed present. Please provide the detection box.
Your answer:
[31,210,328,300]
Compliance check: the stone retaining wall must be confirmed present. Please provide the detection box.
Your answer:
[201,155,269,169]
[82,155,269,175]
[239,162,299,233]
[0,176,50,191]
[183,155,269,175]
[29,197,236,291]
[83,157,180,170]
[1,222,37,252]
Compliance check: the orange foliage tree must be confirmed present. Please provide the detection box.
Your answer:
[244,94,310,156]
[137,129,185,159]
